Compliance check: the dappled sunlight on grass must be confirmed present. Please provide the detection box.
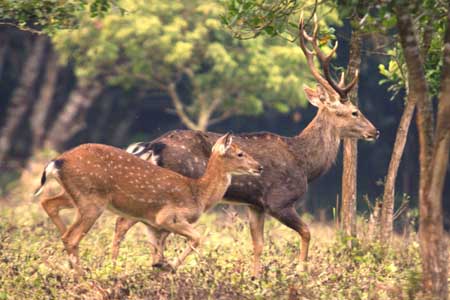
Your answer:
[0,202,427,299]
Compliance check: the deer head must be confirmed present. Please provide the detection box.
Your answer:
[210,133,263,176]
[299,16,379,141]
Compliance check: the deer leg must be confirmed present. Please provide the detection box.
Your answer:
[112,217,138,260]
[40,192,74,235]
[61,204,104,274]
[145,226,170,268]
[269,206,311,263]
[156,216,201,270]
[247,206,265,278]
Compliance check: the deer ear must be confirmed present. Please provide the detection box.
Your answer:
[303,85,324,108]
[213,133,233,155]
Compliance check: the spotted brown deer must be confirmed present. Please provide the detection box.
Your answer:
[35,134,262,273]
[114,16,379,277]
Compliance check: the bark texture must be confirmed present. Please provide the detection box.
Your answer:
[341,28,362,240]
[44,79,103,151]
[0,35,47,165]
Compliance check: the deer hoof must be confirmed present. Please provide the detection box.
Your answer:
[250,264,263,280]
[152,261,174,272]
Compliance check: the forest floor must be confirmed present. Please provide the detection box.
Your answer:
[0,200,437,300]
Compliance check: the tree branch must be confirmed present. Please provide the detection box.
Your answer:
[167,82,199,130]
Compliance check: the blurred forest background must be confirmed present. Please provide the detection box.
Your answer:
[0,0,448,223]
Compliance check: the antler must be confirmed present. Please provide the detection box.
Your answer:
[298,14,359,101]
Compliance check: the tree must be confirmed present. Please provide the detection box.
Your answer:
[394,2,448,298]
[340,24,361,242]
[378,5,441,243]
[30,47,60,152]
[51,0,322,132]
[0,35,47,165]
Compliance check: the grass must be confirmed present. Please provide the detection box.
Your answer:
[0,201,426,300]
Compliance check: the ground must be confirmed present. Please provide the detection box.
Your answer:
[0,201,428,300]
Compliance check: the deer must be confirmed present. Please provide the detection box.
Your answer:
[35,133,263,273]
[111,16,380,277]
[36,16,379,278]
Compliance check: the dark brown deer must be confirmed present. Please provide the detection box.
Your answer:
[35,134,262,273]
[115,16,379,277]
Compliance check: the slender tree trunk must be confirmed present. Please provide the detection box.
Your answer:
[30,48,60,152]
[0,35,47,165]
[44,79,103,151]
[380,97,416,242]
[167,83,214,132]
[341,27,362,241]
[167,82,201,131]
[396,3,448,298]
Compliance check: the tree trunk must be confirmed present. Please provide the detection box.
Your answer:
[44,79,103,151]
[0,35,47,165]
[417,8,450,299]
[340,27,362,241]
[396,3,448,298]
[380,96,416,242]
[30,48,60,152]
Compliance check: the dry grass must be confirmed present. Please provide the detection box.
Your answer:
[0,198,431,300]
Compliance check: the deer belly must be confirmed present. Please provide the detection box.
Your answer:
[107,196,160,224]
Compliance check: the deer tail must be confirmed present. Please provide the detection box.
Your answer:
[33,159,64,197]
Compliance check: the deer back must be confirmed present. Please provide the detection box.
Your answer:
[56,144,194,218]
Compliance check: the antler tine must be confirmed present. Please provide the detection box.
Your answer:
[342,70,359,94]
[338,71,345,87]
[298,14,338,97]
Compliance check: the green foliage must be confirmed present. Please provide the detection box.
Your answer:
[53,0,315,126]
[0,203,426,299]
[378,47,407,101]
[377,3,447,101]
[0,0,118,34]
[222,0,340,40]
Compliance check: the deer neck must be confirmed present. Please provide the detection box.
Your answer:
[195,155,231,211]
[293,109,341,181]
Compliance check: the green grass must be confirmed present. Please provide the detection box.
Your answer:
[0,202,424,299]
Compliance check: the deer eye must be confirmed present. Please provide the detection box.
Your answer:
[352,111,359,117]
[237,152,244,157]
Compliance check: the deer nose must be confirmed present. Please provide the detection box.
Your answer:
[376,130,380,139]
[258,165,264,173]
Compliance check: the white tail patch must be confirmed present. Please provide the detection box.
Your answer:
[34,161,60,197]
[34,186,44,197]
